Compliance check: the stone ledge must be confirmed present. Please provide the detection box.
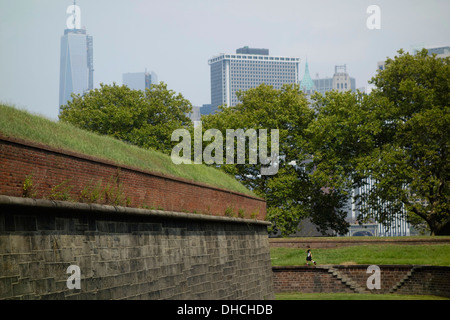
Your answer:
[0,195,271,226]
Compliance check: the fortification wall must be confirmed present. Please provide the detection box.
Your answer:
[0,135,266,219]
[272,265,450,297]
[0,196,274,300]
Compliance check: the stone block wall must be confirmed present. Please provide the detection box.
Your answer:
[0,196,274,300]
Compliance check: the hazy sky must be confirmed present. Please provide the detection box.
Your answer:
[1,0,449,120]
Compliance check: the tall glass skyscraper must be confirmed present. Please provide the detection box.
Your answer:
[208,47,300,108]
[59,7,93,109]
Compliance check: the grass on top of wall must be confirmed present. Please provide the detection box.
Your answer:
[0,103,254,196]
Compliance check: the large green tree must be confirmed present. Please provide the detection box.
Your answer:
[59,82,192,155]
[202,84,350,236]
[307,49,449,235]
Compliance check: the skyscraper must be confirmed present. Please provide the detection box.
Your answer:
[313,64,356,95]
[208,47,300,108]
[122,71,158,91]
[426,46,450,58]
[59,3,93,109]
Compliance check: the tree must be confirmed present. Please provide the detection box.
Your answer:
[202,84,350,236]
[307,49,449,235]
[59,82,193,155]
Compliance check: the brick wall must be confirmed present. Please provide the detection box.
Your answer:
[331,265,413,294]
[272,266,354,294]
[394,266,450,297]
[272,265,450,297]
[0,135,266,219]
[0,196,275,300]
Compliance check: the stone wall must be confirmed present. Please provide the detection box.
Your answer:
[0,196,275,300]
[272,265,450,297]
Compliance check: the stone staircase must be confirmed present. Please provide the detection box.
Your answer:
[389,266,418,294]
[325,266,367,293]
[273,265,450,297]
[324,265,419,294]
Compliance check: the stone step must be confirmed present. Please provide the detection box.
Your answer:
[327,267,366,294]
[389,267,417,293]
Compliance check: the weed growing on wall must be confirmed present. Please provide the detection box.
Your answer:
[20,172,253,220]
[80,179,104,203]
[22,174,37,198]
[49,180,73,201]
[224,206,235,218]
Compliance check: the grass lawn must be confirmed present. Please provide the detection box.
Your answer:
[275,292,450,300]
[270,244,450,266]
[0,103,253,196]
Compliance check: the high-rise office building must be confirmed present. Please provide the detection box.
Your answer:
[377,61,386,72]
[208,47,300,108]
[411,45,450,58]
[313,64,356,95]
[377,45,449,74]
[59,4,93,109]
[332,65,355,92]
[426,46,450,58]
[123,71,159,91]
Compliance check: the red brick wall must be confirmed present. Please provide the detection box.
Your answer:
[332,265,413,294]
[0,135,266,219]
[272,266,354,293]
[272,265,450,297]
[395,266,450,297]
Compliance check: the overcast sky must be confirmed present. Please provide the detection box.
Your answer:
[1,0,449,120]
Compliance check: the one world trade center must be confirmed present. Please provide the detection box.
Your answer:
[59,3,93,110]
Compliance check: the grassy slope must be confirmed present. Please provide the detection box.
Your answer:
[0,104,254,196]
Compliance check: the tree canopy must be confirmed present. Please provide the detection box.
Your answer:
[202,84,350,236]
[306,49,449,235]
[59,82,192,155]
[202,49,449,236]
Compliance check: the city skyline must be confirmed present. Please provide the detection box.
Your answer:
[1,0,449,120]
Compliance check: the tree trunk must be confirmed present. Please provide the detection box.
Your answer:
[429,217,450,236]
